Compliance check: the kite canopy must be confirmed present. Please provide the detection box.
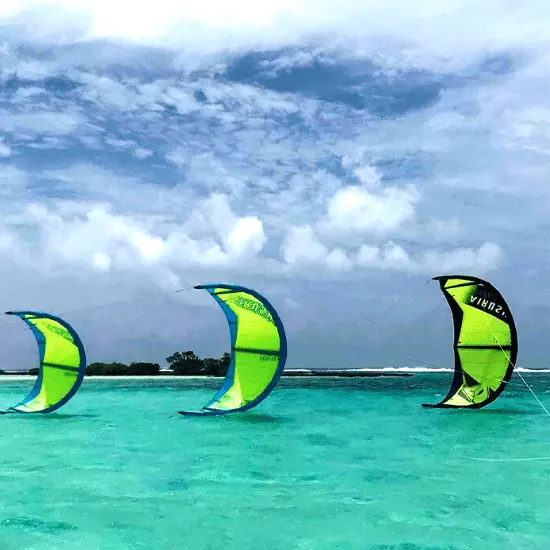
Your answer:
[422,275,518,409]
[179,284,287,416]
[3,311,86,414]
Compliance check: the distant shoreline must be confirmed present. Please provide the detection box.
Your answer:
[279,370,413,377]
[0,369,546,381]
[0,369,414,380]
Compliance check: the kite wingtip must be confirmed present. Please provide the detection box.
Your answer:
[178,410,206,417]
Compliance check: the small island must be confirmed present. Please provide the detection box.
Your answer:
[0,350,413,377]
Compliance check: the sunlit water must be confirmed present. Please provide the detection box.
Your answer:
[0,373,549,550]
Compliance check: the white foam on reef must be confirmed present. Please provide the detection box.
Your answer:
[346,367,550,373]
[285,367,550,374]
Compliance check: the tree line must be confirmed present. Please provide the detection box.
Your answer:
[0,350,231,376]
[83,350,231,376]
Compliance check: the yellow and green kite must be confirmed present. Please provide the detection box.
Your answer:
[422,275,518,409]
[179,284,287,416]
[2,311,86,414]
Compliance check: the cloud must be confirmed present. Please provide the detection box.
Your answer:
[281,223,502,277]
[224,217,266,258]
[282,225,353,272]
[0,138,11,157]
[0,40,515,287]
[322,183,420,236]
[356,241,503,275]
[178,193,267,262]
[0,193,270,290]
[0,111,84,135]
[2,1,549,65]
[133,147,152,159]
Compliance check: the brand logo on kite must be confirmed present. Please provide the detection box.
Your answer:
[42,322,75,342]
[459,383,491,404]
[231,296,275,325]
[469,294,507,319]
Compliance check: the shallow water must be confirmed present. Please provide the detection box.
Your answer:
[0,373,548,549]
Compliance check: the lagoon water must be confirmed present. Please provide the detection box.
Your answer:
[0,373,549,549]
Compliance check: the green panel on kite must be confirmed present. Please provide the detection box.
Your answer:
[422,275,518,409]
[4,311,86,414]
[179,284,287,416]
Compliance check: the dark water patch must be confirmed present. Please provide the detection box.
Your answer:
[348,495,375,505]
[368,544,445,549]
[166,478,191,491]
[305,433,348,447]
[424,508,452,520]
[278,377,414,390]
[45,413,98,419]
[362,469,420,484]
[14,464,45,474]
[220,412,291,425]
[472,408,535,416]
[1,517,77,533]
[248,470,273,482]
[5,413,99,421]
[108,521,130,530]
[297,473,320,483]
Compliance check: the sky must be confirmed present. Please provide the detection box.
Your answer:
[0,1,549,370]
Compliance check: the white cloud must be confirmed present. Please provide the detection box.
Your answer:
[356,240,503,275]
[281,221,502,276]
[0,111,84,135]
[133,147,152,159]
[0,166,28,205]
[0,139,11,157]
[0,24,520,292]
[417,241,503,275]
[43,164,195,217]
[224,217,266,259]
[91,251,111,271]
[356,242,411,270]
[281,225,353,272]
[1,1,549,66]
[322,184,419,236]
[0,193,270,286]
[353,165,379,187]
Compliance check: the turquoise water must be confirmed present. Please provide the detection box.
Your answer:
[0,374,549,549]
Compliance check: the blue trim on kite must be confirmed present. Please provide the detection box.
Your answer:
[3,310,87,414]
[178,283,288,416]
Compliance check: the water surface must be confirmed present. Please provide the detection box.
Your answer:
[0,374,548,549]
